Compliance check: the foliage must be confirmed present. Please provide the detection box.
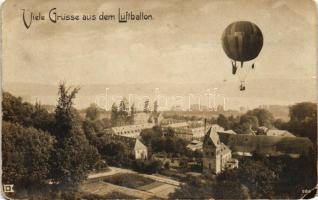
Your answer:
[216,114,229,129]
[110,103,118,126]
[85,103,100,121]
[170,175,214,199]
[171,152,316,199]
[154,137,188,156]
[287,102,317,142]
[289,102,317,122]
[99,141,131,166]
[144,99,150,113]
[246,108,274,128]
[2,92,55,132]
[132,159,163,174]
[238,154,316,199]
[213,174,249,199]
[2,122,54,188]
[140,126,189,156]
[216,108,275,134]
[80,192,137,200]
[164,161,170,169]
[50,83,100,188]
[104,173,155,188]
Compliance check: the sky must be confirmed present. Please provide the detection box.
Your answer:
[1,0,317,109]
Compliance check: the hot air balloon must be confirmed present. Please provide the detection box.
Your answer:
[221,21,263,91]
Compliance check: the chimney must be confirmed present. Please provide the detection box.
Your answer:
[204,118,207,133]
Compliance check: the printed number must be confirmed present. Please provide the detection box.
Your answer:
[3,184,14,193]
[302,189,310,194]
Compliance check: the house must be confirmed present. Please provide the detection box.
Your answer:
[202,128,238,174]
[190,127,207,140]
[187,140,203,151]
[165,123,224,141]
[133,112,151,125]
[163,122,189,129]
[106,123,154,138]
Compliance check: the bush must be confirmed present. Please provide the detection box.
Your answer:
[133,159,163,174]
[2,122,54,188]
[103,173,155,189]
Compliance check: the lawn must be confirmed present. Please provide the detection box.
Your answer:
[80,191,137,199]
[103,173,155,189]
[137,181,165,191]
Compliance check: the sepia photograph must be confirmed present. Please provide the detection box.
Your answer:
[1,0,317,199]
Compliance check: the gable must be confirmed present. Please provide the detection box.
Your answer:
[134,139,147,150]
[203,127,220,147]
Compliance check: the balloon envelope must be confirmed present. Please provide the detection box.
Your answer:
[222,21,263,62]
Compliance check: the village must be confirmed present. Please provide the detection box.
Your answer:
[79,99,315,199]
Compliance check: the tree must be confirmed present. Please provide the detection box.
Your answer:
[164,161,170,169]
[132,159,163,174]
[111,103,118,126]
[217,114,229,129]
[273,118,286,129]
[287,102,317,142]
[32,103,55,133]
[117,97,129,125]
[237,158,278,198]
[165,127,175,137]
[144,99,150,113]
[240,114,259,130]
[289,102,317,122]
[85,103,100,121]
[130,104,136,124]
[2,122,54,189]
[50,83,100,188]
[119,97,129,112]
[246,108,274,128]
[100,142,131,167]
[232,114,259,134]
[2,92,55,132]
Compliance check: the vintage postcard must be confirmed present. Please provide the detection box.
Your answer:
[1,0,317,199]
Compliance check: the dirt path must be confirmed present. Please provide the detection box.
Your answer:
[88,166,180,186]
[81,181,155,199]
[84,166,181,199]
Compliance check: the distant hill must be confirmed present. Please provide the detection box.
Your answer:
[3,78,315,110]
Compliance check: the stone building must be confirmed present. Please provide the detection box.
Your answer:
[133,112,151,125]
[106,123,154,138]
[165,123,224,141]
[202,127,238,174]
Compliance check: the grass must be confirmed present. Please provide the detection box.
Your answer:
[137,181,165,191]
[80,191,138,199]
[103,173,155,189]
